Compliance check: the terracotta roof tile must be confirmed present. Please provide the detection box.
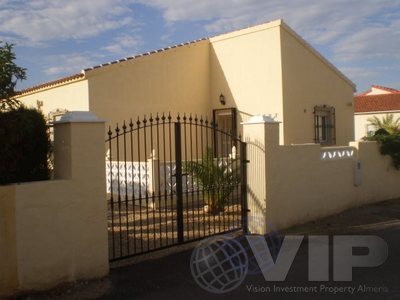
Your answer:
[18,73,85,95]
[354,94,400,113]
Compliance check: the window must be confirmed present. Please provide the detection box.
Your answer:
[314,105,336,145]
[213,108,237,157]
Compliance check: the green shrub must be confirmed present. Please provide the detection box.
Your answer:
[0,107,51,184]
[367,130,400,169]
[184,147,240,214]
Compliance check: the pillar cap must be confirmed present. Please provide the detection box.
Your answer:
[55,111,105,124]
[241,114,281,125]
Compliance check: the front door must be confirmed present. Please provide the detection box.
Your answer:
[213,108,237,157]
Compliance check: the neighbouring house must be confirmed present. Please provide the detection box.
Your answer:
[354,85,400,140]
[17,19,355,146]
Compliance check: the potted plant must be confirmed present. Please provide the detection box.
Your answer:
[184,147,240,214]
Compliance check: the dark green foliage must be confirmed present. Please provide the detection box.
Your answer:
[184,147,240,213]
[0,41,26,111]
[0,107,51,184]
[368,131,400,169]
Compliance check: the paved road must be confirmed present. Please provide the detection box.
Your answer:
[15,199,400,300]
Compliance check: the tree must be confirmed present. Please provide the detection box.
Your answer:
[367,114,400,135]
[0,41,26,111]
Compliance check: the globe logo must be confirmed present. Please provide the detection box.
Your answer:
[190,235,248,294]
[244,219,283,276]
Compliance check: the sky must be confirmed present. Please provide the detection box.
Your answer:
[1,0,399,93]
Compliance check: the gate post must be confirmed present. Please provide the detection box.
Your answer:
[241,115,280,235]
[174,122,184,243]
[240,142,249,234]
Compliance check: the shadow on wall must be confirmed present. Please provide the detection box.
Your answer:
[209,46,255,138]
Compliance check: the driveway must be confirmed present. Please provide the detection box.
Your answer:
[14,199,400,300]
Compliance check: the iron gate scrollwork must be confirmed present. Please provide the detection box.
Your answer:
[106,113,247,261]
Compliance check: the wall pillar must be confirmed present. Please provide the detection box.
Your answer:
[242,115,280,235]
[11,111,109,292]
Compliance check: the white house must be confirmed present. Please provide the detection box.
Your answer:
[354,85,400,140]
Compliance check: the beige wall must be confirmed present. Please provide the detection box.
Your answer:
[244,121,400,233]
[87,40,211,127]
[210,21,284,139]
[17,80,89,120]
[367,87,391,95]
[16,20,355,147]
[267,144,355,230]
[354,111,400,140]
[0,114,108,296]
[266,140,400,230]
[280,25,355,146]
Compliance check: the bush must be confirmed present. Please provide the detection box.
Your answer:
[0,107,51,184]
[367,130,400,169]
[184,147,240,214]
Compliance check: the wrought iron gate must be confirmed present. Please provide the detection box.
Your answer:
[106,113,247,261]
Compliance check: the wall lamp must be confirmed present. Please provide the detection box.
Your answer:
[219,93,226,105]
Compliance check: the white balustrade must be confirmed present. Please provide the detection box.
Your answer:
[320,147,356,161]
[106,147,238,198]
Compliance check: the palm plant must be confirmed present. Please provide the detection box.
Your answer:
[367,114,400,135]
[184,147,240,214]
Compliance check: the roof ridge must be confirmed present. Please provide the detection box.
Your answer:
[84,38,208,72]
[357,85,400,96]
[17,18,356,95]
[85,19,283,72]
[355,94,400,98]
[371,84,400,93]
[18,73,85,95]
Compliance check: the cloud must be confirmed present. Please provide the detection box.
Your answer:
[43,52,102,76]
[42,32,143,78]
[0,0,137,45]
[102,34,143,55]
[338,67,377,80]
[6,0,400,92]
[138,0,400,63]
[333,20,400,62]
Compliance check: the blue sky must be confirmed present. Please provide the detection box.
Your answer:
[1,0,399,93]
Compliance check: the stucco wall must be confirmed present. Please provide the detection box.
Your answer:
[280,25,355,146]
[243,121,400,234]
[267,144,356,230]
[245,124,400,230]
[367,87,391,95]
[17,80,89,119]
[266,141,400,230]
[354,112,400,140]
[16,180,107,290]
[0,115,108,296]
[87,40,211,127]
[210,21,284,139]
